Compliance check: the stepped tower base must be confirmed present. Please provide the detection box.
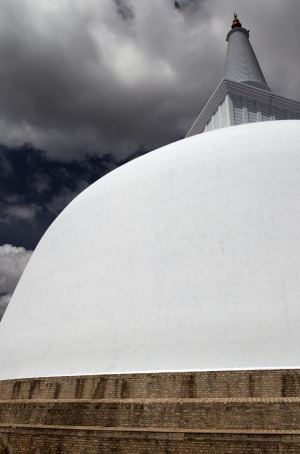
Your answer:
[1,369,300,453]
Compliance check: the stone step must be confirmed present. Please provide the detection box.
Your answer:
[1,424,300,454]
[2,422,300,434]
[1,369,300,400]
[1,396,300,403]
[0,398,300,431]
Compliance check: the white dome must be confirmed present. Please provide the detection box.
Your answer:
[1,120,300,380]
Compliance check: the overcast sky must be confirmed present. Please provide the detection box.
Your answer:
[1,0,300,319]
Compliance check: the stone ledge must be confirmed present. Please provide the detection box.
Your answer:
[1,369,300,400]
[1,396,300,404]
[2,423,300,435]
[1,399,300,430]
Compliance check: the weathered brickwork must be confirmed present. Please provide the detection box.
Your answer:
[1,428,300,454]
[1,399,300,431]
[1,370,300,453]
[1,369,300,400]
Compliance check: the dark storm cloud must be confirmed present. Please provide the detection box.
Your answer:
[0,1,298,161]
[114,0,135,21]
[0,0,213,159]
[0,142,146,249]
[174,0,203,12]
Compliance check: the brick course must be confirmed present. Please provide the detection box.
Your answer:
[1,369,300,400]
[1,427,300,454]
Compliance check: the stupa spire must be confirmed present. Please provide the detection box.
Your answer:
[231,13,242,29]
[186,14,300,138]
[224,13,270,91]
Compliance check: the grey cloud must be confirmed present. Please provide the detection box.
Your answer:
[114,0,135,21]
[0,244,32,320]
[0,0,298,161]
[0,294,10,320]
[0,244,32,294]
[0,150,13,176]
[2,204,41,223]
[0,0,225,158]
[174,0,204,12]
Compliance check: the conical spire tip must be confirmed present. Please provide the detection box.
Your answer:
[232,13,242,29]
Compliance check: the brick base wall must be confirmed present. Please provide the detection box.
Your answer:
[1,369,300,453]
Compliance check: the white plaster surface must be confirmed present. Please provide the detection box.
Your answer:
[0,121,300,379]
[225,28,270,91]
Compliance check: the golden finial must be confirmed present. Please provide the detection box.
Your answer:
[232,13,242,29]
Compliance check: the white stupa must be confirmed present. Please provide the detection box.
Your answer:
[0,15,300,380]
